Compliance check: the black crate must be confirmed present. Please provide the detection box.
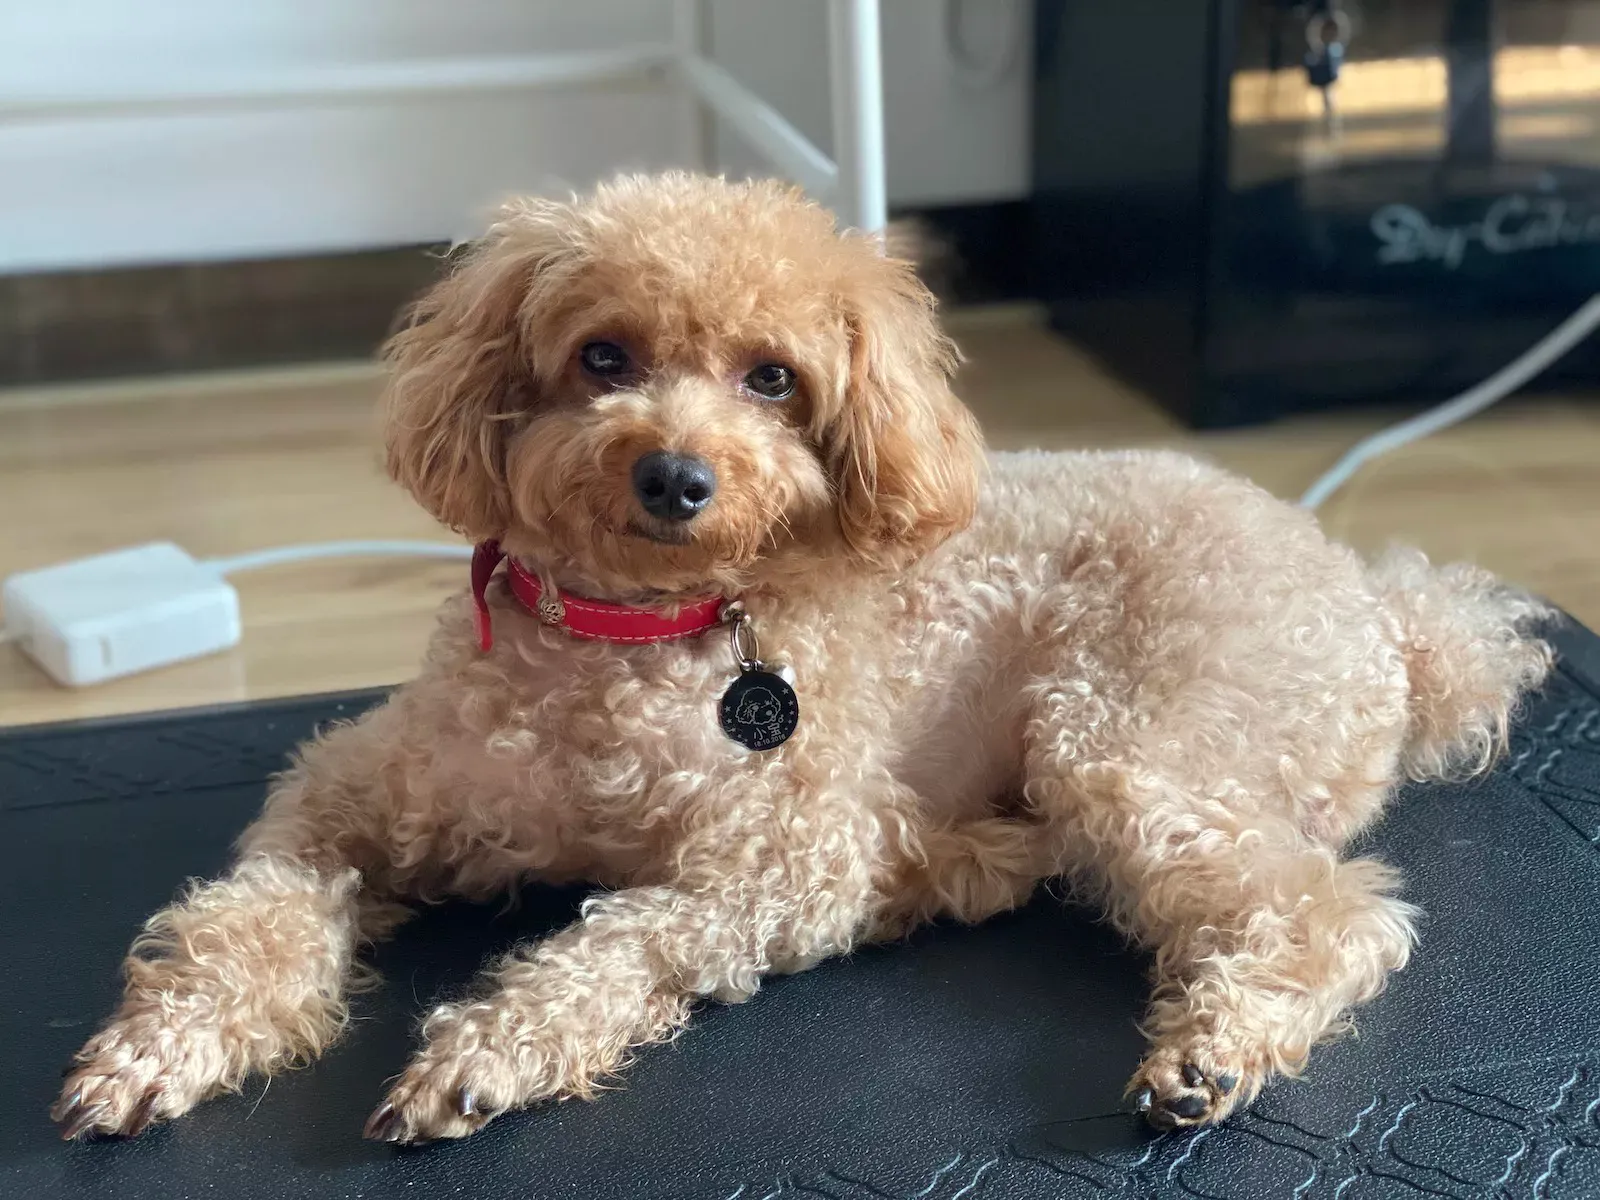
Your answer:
[1034,0,1600,426]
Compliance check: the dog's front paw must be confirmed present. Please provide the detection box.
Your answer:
[367,1002,575,1143]
[52,1016,223,1139]
[366,1051,501,1144]
[1126,1040,1266,1130]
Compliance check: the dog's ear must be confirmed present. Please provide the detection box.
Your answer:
[822,241,984,567]
[380,201,571,539]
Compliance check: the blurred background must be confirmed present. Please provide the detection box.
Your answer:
[1,0,1596,724]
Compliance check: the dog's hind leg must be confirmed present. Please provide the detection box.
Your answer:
[52,709,412,1139]
[1118,838,1416,1128]
[1028,737,1416,1128]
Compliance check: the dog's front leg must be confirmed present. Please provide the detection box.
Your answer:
[51,856,370,1139]
[368,810,878,1142]
[52,702,413,1139]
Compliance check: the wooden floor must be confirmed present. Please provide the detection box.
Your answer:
[2,308,1597,728]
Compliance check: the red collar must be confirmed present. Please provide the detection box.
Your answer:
[471,541,727,650]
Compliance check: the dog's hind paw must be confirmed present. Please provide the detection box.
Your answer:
[1126,1042,1265,1130]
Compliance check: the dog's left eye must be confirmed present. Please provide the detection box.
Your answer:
[580,342,631,376]
[743,364,796,401]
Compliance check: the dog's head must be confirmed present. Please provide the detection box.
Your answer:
[381,173,983,597]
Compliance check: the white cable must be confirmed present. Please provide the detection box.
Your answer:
[1299,293,1600,510]
[203,540,473,577]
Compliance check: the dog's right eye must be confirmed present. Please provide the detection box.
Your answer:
[580,342,631,376]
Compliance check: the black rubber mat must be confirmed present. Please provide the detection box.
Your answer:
[4,620,1600,1200]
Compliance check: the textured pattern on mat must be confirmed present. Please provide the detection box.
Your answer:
[2,622,1598,1200]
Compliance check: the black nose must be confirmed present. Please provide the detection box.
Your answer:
[631,451,717,522]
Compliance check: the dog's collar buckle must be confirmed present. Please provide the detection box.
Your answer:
[535,591,565,627]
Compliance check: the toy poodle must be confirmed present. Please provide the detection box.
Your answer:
[54,173,1552,1142]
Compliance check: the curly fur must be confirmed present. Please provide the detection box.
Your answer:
[55,173,1553,1141]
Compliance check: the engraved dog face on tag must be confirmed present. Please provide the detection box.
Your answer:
[720,670,799,751]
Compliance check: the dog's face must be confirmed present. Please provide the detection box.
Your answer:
[735,688,782,726]
[381,174,983,597]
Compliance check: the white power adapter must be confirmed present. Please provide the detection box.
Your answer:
[2,543,241,686]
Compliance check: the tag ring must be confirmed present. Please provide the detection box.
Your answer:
[728,611,761,672]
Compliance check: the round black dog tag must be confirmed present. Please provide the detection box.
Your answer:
[719,668,799,752]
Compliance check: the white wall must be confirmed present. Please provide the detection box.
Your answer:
[0,0,1030,273]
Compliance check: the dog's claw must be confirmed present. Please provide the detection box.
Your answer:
[1162,1093,1209,1120]
[1215,1072,1238,1095]
[53,1085,84,1118]
[1134,1087,1154,1113]
[124,1089,161,1138]
[60,1099,110,1141]
[457,1089,477,1118]
[1181,1063,1204,1087]
[364,1102,401,1142]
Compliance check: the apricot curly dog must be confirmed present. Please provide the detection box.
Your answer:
[55,173,1552,1142]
